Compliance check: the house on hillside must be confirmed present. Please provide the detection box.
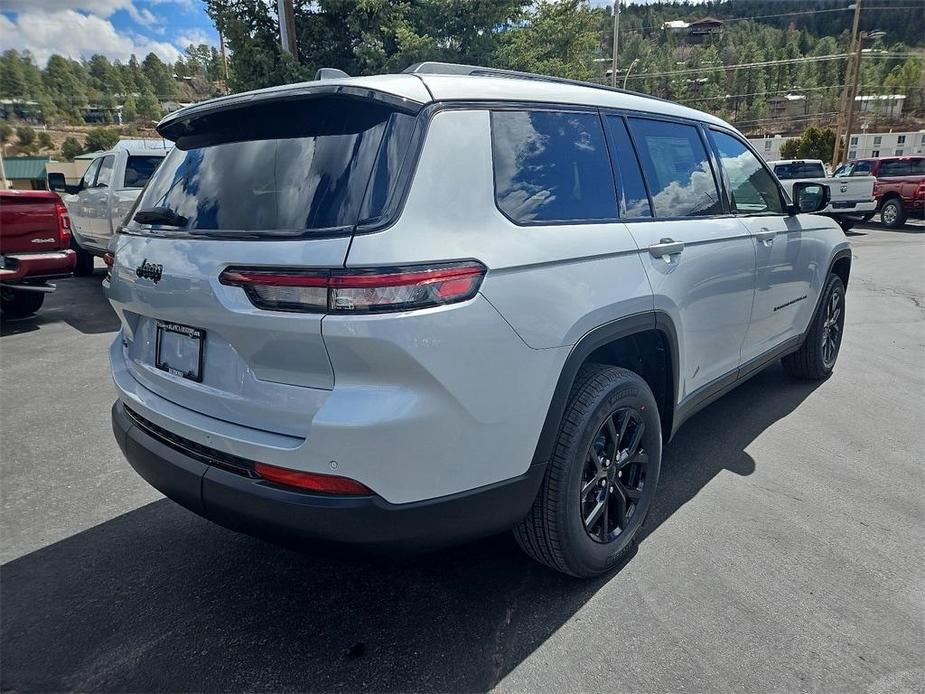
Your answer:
[767,94,809,120]
[688,17,725,38]
[854,95,906,119]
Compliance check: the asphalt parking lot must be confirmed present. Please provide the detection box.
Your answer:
[1,223,923,693]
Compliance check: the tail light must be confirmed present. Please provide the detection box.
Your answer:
[103,251,114,282]
[54,199,71,246]
[254,462,371,495]
[916,180,925,199]
[220,261,487,314]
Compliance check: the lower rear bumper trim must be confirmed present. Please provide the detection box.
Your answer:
[112,400,545,551]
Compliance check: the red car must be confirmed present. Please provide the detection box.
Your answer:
[0,190,76,317]
[833,156,925,228]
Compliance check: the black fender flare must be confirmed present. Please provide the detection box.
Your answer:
[530,311,680,469]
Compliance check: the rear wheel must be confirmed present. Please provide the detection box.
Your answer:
[73,243,95,277]
[514,365,661,577]
[0,288,45,318]
[880,198,906,229]
[782,274,845,380]
[836,217,855,232]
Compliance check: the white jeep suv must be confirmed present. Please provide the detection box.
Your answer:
[108,63,849,576]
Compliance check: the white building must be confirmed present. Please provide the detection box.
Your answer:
[854,94,906,119]
[845,130,925,160]
[749,130,925,163]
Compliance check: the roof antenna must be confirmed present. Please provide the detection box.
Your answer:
[314,68,349,80]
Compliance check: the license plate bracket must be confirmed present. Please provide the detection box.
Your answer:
[155,321,205,382]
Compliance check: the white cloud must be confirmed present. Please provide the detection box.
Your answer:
[0,9,182,65]
[174,28,217,50]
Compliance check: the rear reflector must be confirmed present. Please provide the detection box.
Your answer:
[220,262,486,314]
[254,462,372,495]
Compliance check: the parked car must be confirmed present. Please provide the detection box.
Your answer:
[108,64,850,577]
[50,144,168,276]
[0,190,75,317]
[832,156,925,228]
[769,159,876,231]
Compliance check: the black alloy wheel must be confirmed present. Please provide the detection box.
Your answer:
[580,407,649,544]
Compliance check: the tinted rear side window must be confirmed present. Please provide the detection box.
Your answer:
[773,162,826,179]
[604,115,652,218]
[628,118,722,218]
[491,110,617,224]
[127,97,415,235]
[124,155,164,188]
[879,158,925,177]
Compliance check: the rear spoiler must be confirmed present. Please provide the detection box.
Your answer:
[156,82,423,142]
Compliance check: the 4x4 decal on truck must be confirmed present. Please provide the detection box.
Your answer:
[135,259,163,283]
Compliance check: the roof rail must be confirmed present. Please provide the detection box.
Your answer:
[401,61,672,105]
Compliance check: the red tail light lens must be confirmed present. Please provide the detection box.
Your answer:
[254,462,372,495]
[55,200,71,246]
[220,262,486,314]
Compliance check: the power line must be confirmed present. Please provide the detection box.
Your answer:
[625,52,922,80]
[731,110,842,127]
[621,4,922,34]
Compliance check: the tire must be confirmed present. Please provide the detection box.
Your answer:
[837,218,855,232]
[880,198,906,229]
[73,245,95,277]
[514,365,662,577]
[0,288,45,318]
[860,213,875,223]
[782,274,845,380]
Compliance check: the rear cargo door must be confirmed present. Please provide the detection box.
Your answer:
[108,94,419,437]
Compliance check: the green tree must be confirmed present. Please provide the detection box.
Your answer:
[0,50,27,98]
[122,94,138,122]
[37,131,53,150]
[142,53,178,98]
[44,54,87,124]
[16,125,35,148]
[496,0,603,81]
[84,127,120,153]
[137,89,162,121]
[779,126,837,163]
[60,136,83,161]
[0,122,13,143]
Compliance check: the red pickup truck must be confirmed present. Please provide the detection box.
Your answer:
[0,190,76,317]
[833,156,925,228]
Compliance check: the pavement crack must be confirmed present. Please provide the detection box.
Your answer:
[490,567,532,687]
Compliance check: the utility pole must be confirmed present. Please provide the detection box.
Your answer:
[832,0,862,165]
[218,26,229,89]
[611,0,620,88]
[277,0,298,62]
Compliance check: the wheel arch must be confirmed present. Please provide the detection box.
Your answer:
[829,247,852,288]
[530,311,680,470]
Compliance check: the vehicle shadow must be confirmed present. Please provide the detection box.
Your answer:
[0,364,821,693]
[0,270,119,337]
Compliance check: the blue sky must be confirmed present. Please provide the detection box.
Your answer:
[0,0,219,66]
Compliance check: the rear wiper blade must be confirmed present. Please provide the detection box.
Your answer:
[134,206,188,227]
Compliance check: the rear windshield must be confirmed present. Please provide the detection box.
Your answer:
[126,97,415,236]
[124,155,165,188]
[773,162,826,179]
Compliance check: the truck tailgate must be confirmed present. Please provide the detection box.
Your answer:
[0,191,66,254]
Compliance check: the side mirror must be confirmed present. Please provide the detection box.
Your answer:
[48,172,67,193]
[791,181,830,214]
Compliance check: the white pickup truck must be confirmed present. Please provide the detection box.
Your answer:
[50,142,169,275]
[769,159,876,231]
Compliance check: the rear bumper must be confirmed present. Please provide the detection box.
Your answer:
[824,200,877,215]
[0,250,75,284]
[112,400,545,551]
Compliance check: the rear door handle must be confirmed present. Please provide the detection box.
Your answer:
[648,238,685,258]
[755,228,776,245]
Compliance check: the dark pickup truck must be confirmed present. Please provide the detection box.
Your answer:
[0,190,76,317]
